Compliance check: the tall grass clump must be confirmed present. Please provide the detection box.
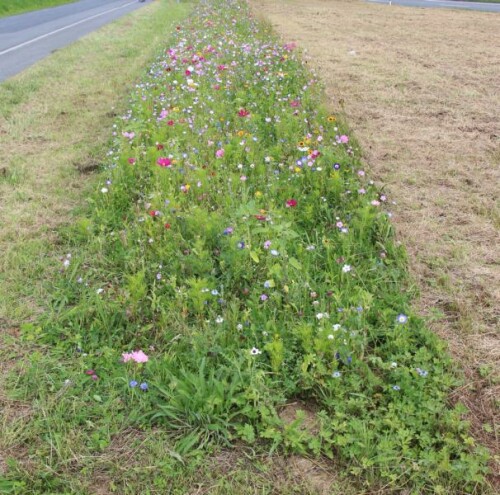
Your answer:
[22,0,489,492]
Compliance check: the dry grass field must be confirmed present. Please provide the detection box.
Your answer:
[251,0,499,474]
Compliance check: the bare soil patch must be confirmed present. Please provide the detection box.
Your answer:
[251,0,499,476]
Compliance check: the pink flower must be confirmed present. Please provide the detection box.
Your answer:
[157,157,172,167]
[122,350,149,364]
[216,149,225,158]
[286,199,297,208]
[128,158,136,165]
[339,135,349,144]
[238,108,250,117]
[290,100,300,108]
[263,240,272,249]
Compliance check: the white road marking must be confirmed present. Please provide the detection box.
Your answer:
[0,0,138,57]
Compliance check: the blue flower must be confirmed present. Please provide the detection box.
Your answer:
[396,314,408,324]
[237,241,245,249]
[129,380,138,388]
[392,385,401,391]
[140,382,148,391]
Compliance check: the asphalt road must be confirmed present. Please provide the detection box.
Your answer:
[366,0,500,11]
[0,0,150,82]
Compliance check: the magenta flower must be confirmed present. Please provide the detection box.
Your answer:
[216,149,225,158]
[157,157,172,167]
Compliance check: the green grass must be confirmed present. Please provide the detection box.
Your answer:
[0,0,493,493]
[0,0,77,18]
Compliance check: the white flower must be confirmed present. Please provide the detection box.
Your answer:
[215,316,224,324]
[396,314,408,324]
[332,324,341,331]
[96,288,104,294]
[236,324,243,331]
[327,334,334,340]
[316,312,328,320]
[101,187,108,193]
[391,362,398,368]
[342,264,352,273]
[270,249,279,256]
[250,347,262,356]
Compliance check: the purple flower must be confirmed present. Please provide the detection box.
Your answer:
[237,241,245,249]
[129,380,138,388]
[140,382,149,391]
[260,294,268,301]
[223,227,234,235]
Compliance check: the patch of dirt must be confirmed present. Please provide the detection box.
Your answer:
[250,0,499,481]
[279,400,319,435]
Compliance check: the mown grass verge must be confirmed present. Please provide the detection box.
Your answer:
[0,0,77,18]
[0,0,492,493]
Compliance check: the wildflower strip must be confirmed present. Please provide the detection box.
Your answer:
[45,0,489,490]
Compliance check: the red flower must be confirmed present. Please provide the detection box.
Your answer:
[255,215,267,221]
[128,158,136,165]
[157,157,171,167]
[85,369,95,375]
[286,199,298,208]
[164,223,171,229]
[156,144,164,150]
[238,108,250,117]
[167,120,175,126]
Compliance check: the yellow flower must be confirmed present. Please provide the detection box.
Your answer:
[294,167,302,173]
[255,191,263,197]
[327,115,336,122]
